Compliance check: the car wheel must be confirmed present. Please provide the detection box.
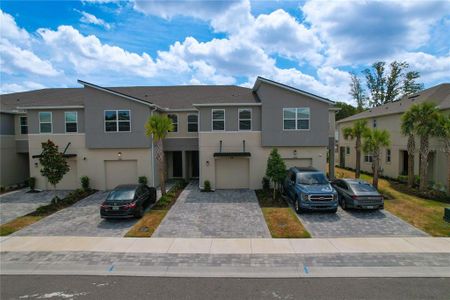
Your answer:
[341,198,347,210]
[294,198,301,214]
[135,205,144,218]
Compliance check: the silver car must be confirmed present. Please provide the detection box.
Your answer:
[331,178,384,210]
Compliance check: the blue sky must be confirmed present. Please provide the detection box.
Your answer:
[1,0,449,104]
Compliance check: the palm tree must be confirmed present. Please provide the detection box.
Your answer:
[362,129,390,188]
[436,114,450,194]
[407,103,441,192]
[343,119,369,178]
[401,110,417,188]
[145,114,174,196]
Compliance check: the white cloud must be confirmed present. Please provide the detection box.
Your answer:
[398,52,450,84]
[0,81,46,94]
[0,10,30,47]
[76,10,111,29]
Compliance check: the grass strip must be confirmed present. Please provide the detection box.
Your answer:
[0,188,96,236]
[125,180,187,238]
[335,167,450,237]
[262,207,311,238]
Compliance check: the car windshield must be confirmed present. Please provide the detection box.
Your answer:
[107,189,135,201]
[350,183,377,193]
[297,172,328,185]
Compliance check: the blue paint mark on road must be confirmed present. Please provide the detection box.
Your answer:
[108,264,115,272]
[303,265,309,274]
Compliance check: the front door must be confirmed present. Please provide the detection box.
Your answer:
[339,147,346,168]
[191,151,199,178]
[173,151,183,177]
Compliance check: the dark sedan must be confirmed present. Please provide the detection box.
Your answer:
[331,179,384,210]
[100,184,156,219]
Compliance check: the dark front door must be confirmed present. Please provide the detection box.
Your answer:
[191,151,199,178]
[402,150,408,176]
[173,151,183,177]
[339,147,346,168]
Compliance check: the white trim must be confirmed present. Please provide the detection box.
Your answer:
[193,103,261,107]
[17,105,84,110]
[104,109,131,133]
[167,113,179,133]
[211,109,225,131]
[165,108,198,112]
[39,111,52,134]
[238,108,252,131]
[64,111,78,133]
[27,133,85,136]
[187,113,198,133]
[198,130,262,133]
[282,107,310,131]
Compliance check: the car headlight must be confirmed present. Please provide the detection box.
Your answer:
[302,194,309,201]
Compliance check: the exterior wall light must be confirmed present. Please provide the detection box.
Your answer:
[206,160,209,166]
[34,162,38,167]
[118,152,122,160]
[293,150,297,158]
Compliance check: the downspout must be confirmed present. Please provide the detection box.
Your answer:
[150,107,157,187]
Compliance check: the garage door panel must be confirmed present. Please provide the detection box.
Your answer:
[105,160,138,190]
[283,158,313,169]
[215,158,249,189]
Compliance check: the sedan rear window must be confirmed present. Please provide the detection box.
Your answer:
[350,183,377,192]
[107,189,135,201]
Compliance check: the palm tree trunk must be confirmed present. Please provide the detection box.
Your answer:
[155,140,166,195]
[372,155,379,188]
[407,134,415,188]
[355,137,361,178]
[447,152,450,195]
[419,136,429,192]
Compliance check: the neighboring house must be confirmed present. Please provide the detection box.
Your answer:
[336,83,450,190]
[0,77,337,190]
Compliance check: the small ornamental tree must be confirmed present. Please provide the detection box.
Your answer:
[265,148,286,199]
[39,140,69,200]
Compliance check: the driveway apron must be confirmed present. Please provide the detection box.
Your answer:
[296,208,428,238]
[153,181,270,238]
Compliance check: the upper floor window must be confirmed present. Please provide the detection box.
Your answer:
[238,109,252,131]
[65,112,78,133]
[168,114,178,132]
[373,119,377,128]
[364,153,373,163]
[39,112,52,133]
[346,147,350,155]
[386,149,391,163]
[212,109,225,131]
[105,110,131,132]
[187,114,198,132]
[19,116,28,134]
[283,107,310,130]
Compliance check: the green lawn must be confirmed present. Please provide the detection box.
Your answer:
[335,167,450,237]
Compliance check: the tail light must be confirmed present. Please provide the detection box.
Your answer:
[124,202,136,209]
[100,203,108,208]
[351,195,358,200]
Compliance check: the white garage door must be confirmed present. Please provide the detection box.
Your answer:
[105,160,138,190]
[215,157,249,189]
[283,158,313,169]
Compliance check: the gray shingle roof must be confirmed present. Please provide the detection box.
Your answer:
[337,83,450,124]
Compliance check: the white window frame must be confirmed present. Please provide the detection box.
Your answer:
[283,107,310,131]
[364,153,373,163]
[39,112,52,134]
[19,116,28,135]
[167,114,178,132]
[64,111,78,133]
[187,113,198,133]
[386,149,391,163]
[104,110,131,133]
[238,108,252,131]
[212,109,225,131]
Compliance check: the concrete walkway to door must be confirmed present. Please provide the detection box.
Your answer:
[153,181,271,238]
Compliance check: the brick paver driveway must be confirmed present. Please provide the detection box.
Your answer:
[153,181,270,238]
[297,208,428,238]
[0,190,70,225]
[14,191,138,237]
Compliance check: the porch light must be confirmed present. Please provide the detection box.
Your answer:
[118,152,122,160]
[206,160,210,166]
[293,150,297,158]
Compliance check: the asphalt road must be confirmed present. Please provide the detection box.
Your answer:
[1,275,450,300]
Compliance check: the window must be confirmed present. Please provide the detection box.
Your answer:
[65,112,78,133]
[104,110,131,132]
[168,114,178,132]
[373,119,377,128]
[19,116,28,134]
[187,114,198,132]
[386,149,391,163]
[212,109,225,131]
[346,147,350,155]
[364,153,373,163]
[238,109,252,131]
[283,107,310,130]
[39,112,52,133]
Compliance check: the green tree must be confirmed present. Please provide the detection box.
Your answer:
[335,101,358,121]
[349,72,367,110]
[362,129,390,188]
[435,114,450,194]
[39,140,70,199]
[407,103,442,192]
[401,109,418,188]
[363,61,423,107]
[145,114,174,196]
[343,119,369,178]
[265,148,286,199]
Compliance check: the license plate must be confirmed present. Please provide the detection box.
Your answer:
[112,206,119,211]
[366,206,374,209]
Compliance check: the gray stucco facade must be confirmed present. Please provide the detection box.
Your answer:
[0,113,15,135]
[27,109,85,134]
[197,106,262,132]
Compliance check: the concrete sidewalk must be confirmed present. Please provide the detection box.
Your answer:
[1,236,449,254]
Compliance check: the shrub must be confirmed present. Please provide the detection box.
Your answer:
[204,180,211,192]
[80,176,90,191]
[0,186,5,193]
[28,177,36,191]
[262,177,270,191]
[138,176,148,185]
